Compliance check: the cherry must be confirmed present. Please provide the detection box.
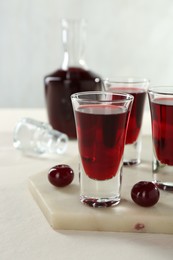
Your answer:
[48,164,74,187]
[131,181,160,207]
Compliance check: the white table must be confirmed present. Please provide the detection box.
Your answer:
[1,108,173,260]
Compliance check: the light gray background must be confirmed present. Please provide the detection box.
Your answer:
[1,0,173,108]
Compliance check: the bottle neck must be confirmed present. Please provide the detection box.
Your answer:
[61,19,88,70]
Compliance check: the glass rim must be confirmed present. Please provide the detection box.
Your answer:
[104,77,150,85]
[148,86,173,95]
[71,91,134,102]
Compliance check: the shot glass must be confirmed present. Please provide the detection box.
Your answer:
[148,86,173,191]
[71,91,133,207]
[104,77,149,166]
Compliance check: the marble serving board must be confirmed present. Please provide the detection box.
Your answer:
[28,136,173,234]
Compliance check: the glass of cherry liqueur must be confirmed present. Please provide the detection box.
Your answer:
[71,91,133,207]
[44,19,102,139]
[104,78,149,166]
[148,86,173,191]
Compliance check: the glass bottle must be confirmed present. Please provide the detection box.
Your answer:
[44,19,102,139]
[13,118,68,155]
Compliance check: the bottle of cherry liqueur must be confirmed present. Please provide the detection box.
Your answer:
[44,19,102,138]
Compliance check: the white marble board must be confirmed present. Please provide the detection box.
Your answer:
[28,136,173,234]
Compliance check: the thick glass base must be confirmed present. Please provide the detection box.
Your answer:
[123,158,141,166]
[155,181,173,191]
[79,160,123,208]
[153,156,173,191]
[80,195,120,208]
[123,137,142,166]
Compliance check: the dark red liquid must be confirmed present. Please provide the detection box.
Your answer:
[44,67,102,138]
[75,104,129,180]
[150,97,173,165]
[109,88,146,144]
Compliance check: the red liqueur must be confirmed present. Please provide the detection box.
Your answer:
[45,67,101,138]
[75,104,129,180]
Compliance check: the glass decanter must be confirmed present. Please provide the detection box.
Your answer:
[44,19,102,139]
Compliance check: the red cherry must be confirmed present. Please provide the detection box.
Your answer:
[131,181,160,207]
[48,164,74,187]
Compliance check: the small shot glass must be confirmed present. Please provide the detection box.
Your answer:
[13,117,68,156]
[148,86,173,191]
[71,91,133,207]
[104,77,149,166]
